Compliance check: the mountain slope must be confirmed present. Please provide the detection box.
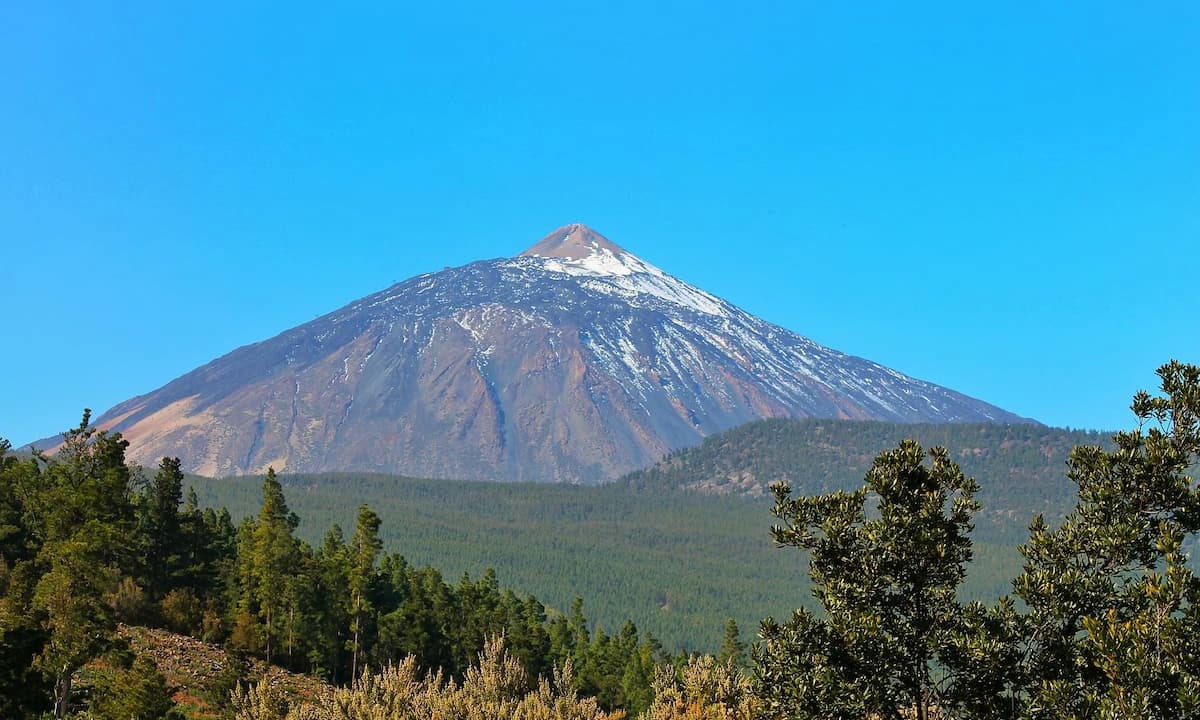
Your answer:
[78,224,1029,482]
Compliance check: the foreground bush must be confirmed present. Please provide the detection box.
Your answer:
[641,655,756,720]
[233,637,620,720]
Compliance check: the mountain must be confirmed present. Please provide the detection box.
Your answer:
[70,223,1030,482]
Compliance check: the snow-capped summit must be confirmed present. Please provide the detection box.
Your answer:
[520,223,650,277]
[514,224,726,315]
[521,223,628,260]
[76,224,1032,483]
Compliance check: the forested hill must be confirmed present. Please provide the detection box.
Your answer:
[617,418,1113,533]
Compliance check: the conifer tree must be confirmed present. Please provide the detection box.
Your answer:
[717,618,746,666]
[28,412,136,716]
[247,468,300,665]
[139,457,185,599]
[348,504,381,680]
[315,524,351,682]
[0,439,51,718]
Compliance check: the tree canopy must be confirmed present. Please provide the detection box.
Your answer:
[756,361,1200,720]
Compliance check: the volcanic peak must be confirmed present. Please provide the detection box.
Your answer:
[56,222,1031,483]
[518,223,652,278]
[520,223,628,260]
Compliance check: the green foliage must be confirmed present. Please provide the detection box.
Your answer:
[757,440,981,720]
[0,438,54,718]
[177,419,1099,654]
[26,411,135,717]
[5,363,1195,720]
[753,361,1200,720]
[187,470,788,652]
[137,457,187,601]
[716,619,745,667]
[348,504,382,680]
[237,468,302,665]
[186,467,666,712]
[1012,361,1200,719]
[1,411,672,717]
[89,653,184,720]
[186,468,1035,653]
[0,413,210,718]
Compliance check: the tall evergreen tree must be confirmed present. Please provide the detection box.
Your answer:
[245,468,299,665]
[139,457,185,599]
[0,439,51,718]
[11,411,137,716]
[348,504,381,680]
[717,618,746,666]
[314,524,351,682]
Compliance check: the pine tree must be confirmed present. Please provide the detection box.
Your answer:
[246,468,300,665]
[348,504,381,680]
[139,457,185,599]
[27,412,135,716]
[0,439,53,718]
[717,618,745,666]
[315,524,351,682]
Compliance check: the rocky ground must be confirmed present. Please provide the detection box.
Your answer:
[116,625,331,719]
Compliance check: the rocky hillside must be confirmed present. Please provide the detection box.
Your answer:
[111,625,330,719]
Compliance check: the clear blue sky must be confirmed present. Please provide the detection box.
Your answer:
[2,2,1197,446]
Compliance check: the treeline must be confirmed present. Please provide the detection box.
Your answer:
[0,414,740,719]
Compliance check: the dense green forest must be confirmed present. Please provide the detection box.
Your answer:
[188,471,1032,654]
[0,417,703,719]
[185,419,1110,653]
[3,361,1199,720]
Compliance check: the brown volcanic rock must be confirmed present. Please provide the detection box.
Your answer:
[521,222,628,260]
[66,224,1030,482]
